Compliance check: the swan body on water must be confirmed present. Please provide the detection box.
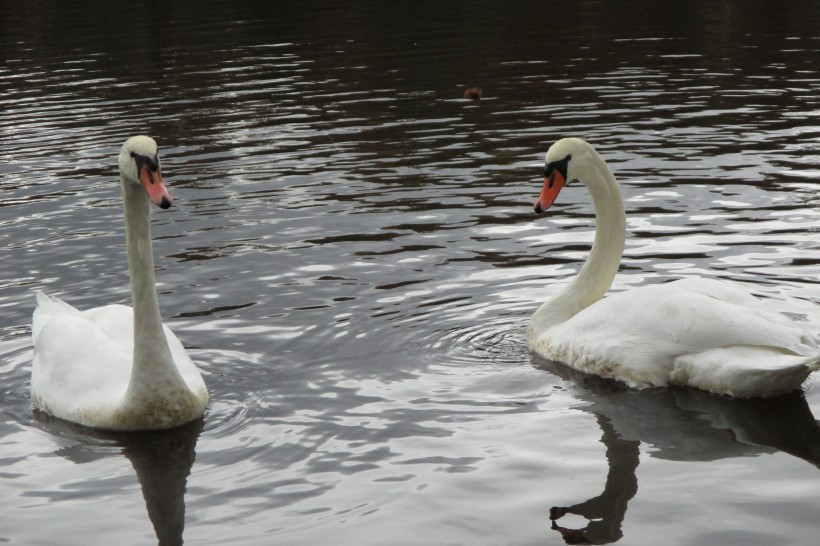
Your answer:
[31,136,208,430]
[527,138,820,398]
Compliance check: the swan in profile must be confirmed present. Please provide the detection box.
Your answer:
[31,136,208,430]
[527,137,820,398]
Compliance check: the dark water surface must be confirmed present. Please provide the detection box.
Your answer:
[2,1,819,544]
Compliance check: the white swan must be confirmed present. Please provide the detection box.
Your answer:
[527,137,820,398]
[31,136,208,430]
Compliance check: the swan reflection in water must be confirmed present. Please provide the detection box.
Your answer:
[33,413,203,546]
[536,357,820,545]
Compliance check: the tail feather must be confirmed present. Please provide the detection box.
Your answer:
[672,345,820,398]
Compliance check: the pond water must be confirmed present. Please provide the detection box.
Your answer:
[1,1,819,544]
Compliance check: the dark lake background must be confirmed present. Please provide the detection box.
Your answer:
[1,1,819,544]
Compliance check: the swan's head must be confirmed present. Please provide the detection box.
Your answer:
[118,136,173,209]
[534,137,599,213]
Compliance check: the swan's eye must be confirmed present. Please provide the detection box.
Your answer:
[130,152,136,158]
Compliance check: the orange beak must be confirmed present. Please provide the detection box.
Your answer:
[139,164,173,209]
[533,170,566,213]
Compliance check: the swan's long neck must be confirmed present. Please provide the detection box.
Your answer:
[528,157,626,339]
[121,180,186,404]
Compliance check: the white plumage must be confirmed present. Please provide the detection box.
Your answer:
[527,138,820,398]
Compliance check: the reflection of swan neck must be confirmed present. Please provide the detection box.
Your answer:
[121,179,184,403]
[124,420,203,546]
[529,156,626,337]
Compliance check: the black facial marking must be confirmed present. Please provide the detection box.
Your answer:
[544,154,571,185]
[132,152,161,182]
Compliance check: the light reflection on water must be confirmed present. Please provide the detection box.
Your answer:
[1,1,820,545]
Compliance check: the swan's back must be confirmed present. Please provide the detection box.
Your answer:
[534,278,820,397]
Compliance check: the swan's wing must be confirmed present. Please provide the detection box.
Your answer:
[162,323,208,393]
[33,291,136,347]
[577,278,815,354]
[84,303,137,349]
[85,299,206,392]
[32,291,81,341]
[546,278,818,388]
[31,303,132,419]
[72,300,205,391]
[650,278,817,351]
[31,292,206,418]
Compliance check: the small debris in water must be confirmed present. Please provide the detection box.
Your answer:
[463,87,482,101]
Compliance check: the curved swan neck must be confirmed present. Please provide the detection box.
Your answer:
[569,158,626,305]
[529,153,626,336]
[121,179,184,400]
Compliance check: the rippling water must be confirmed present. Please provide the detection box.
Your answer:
[2,1,819,545]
